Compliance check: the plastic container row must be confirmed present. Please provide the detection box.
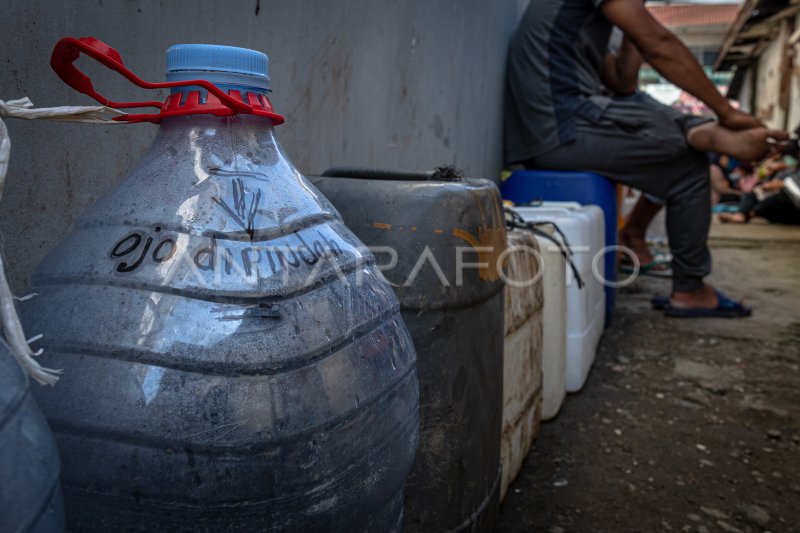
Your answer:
[4,169,606,532]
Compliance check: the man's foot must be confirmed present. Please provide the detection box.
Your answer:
[669,283,718,309]
[619,195,664,266]
[718,212,748,224]
[687,123,788,161]
[665,284,752,318]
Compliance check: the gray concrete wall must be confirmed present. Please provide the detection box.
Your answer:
[1,0,528,291]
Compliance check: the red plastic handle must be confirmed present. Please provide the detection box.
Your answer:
[50,37,256,121]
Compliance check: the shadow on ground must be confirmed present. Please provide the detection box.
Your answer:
[497,221,800,533]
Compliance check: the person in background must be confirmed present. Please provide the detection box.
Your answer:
[719,184,800,225]
[763,143,798,179]
[709,154,743,206]
[755,145,796,181]
[719,148,800,225]
[505,0,788,317]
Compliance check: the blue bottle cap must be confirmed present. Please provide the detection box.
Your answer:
[166,44,270,91]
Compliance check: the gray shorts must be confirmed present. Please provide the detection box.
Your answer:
[530,93,711,200]
[526,93,714,292]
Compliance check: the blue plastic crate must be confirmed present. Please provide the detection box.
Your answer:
[501,170,618,326]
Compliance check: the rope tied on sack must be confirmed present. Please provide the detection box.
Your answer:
[0,97,125,385]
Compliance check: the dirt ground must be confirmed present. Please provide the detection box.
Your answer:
[497,220,800,533]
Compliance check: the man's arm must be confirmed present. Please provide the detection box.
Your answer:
[601,36,642,95]
[601,0,762,130]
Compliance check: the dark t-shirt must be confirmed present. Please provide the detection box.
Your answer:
[505,0,615,164]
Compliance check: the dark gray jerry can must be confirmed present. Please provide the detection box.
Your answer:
[310,168,506,533]
[0,345,64,533]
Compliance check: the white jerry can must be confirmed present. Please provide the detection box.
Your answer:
[516,203,606,393]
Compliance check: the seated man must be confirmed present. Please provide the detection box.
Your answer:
[505,0,787,317]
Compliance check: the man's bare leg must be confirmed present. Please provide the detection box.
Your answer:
[620,195,661,264]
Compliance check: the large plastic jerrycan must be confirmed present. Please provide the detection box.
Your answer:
[0,344,65,533]
[310,169,505,532]
[23,38,419,531]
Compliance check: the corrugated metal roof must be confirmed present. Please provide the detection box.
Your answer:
[647,4,740,27]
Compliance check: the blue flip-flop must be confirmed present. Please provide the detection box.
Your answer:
[662,290,752,318]
[621,260,673,279]
[651,294,669,310]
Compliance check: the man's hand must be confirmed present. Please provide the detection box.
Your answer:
[717,107,764,131]
[602,36,642,95]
